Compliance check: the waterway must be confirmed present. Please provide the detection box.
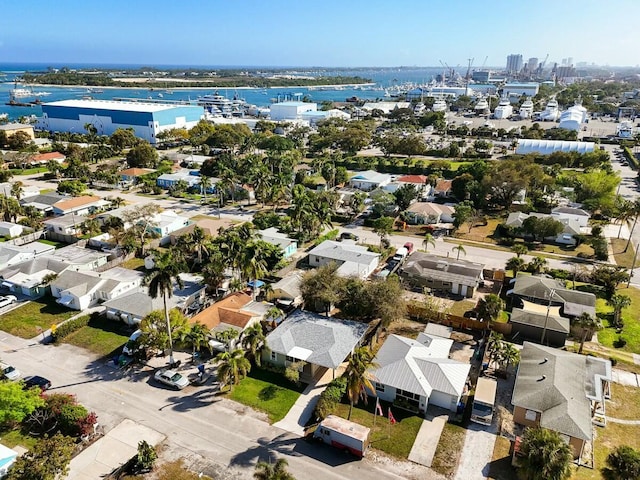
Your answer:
[0,64,449,121]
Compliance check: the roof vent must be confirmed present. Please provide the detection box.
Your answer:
[538,375,546,382]
[540,357,548,364]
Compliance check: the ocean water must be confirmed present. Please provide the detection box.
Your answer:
[0,63,451,121]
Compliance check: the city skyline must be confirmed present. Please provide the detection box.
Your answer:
[1,0,640,68]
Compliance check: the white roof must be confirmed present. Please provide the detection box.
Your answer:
[350,170,392,184]
[44,99,199,113]
[309,240,379,266]
[516,139,595,155]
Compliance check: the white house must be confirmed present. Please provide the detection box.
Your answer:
[308,240,380,278]
[506,212,582,245]
[51,267,144,310]
[258,227,297,258]
[0,242,55,271]
[44,214,88,236]
[0,182,40,199]
[152,211,192,244]
[551,206,591,228]
[156,170,202,189]
[369,333,470,414]
[0,257,69,298]
[349,170,392,191]
[403,202,455,225]
[0,222,24,238]
[52,195,109,216]
[48,245,110,271]
[266,271,304,309]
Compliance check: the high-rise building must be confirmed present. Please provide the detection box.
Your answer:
[527,57,539,72]
[506,54,523,74]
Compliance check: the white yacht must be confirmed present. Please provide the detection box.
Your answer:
[540,98,560,121]
[519,99,534,119]
[197,93,234,117]
[10,88,33,98]
[474,97,490,115]
[432,98,448,113]
[493,97,513,119]
[413,102,426,115]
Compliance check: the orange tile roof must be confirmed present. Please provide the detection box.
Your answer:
[31,152,66,162]
[53,195,102,211]
[435,179,452,192]
[190,292,253,330]
[119,168,154,177]
[398,175,429,184]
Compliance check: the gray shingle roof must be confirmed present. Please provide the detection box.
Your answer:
[512,342,611,441]
[369,334,469,398]
[512,275,596,317]
[510,308,570,334]
[400,252,484,288]
[265,310,369,369]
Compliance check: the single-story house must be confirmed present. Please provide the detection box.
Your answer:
[266,272,303,309]
[0,257,69,298]
[0,242,55,271]
[0,182,40,199]
[508,275,596,318]
[0,123,35,139]
[118,168,156,184]
[0,221,23,238]
[156,170,201,189]
[52,195,108,216]
[103,273,206,326]
[512,342,612,459]
[505,212,582,245]
[21,192,68,215]
[44,214,88,236]
[403,202,455,225]
[308,240,380,279]
[47,245,110,271]
[29,151,66,165]
[152,211,192,244]
[190,292,255,332]
[258,227,297,258]
[50,267,144,310]
[400,252,484,298]
[551,206,590,228]
[433,179,453,198]
[263,309,369,381]
[168,218,234,245]
[349,170,392,191]
[369,333,470,414]
[509,306,569,348]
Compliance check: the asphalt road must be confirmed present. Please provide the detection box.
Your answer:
[0,333,437,480]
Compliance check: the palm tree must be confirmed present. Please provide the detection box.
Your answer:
[527,256,547,274]
[10,181,23,201]
[187,226,210,265]
[518,427,573,480]
[476,294,504,322]
[511,243,528,258]
[573,312,602,354]
[200,175,212,203]
[486,331,504,369]
[615,199,635,239]
[108,196,125,209]
[179,323,211,359]
[144,251,186,365]
[345,346,378,420]
[241,323,266,366]
[215,348,251,391]
[228,277,244,293]
[264,306,284,329]
[202,256,226,295]
[241,241,268,299]
[506,256,526,276]
[500,343,520,375]
[253,457,295,480]
[422,233,435,252]
[451,244,466,260]
[607,293,631,329]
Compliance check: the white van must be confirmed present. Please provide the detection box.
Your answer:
[471,377,497,425]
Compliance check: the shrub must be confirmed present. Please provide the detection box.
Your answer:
[52,315,91,342]
[284,361,305,386]
[134,440,157,473]
[59,404,89,436]
[312,229,339,246]
[314,377,347,420]
[609,356,618,367]
[614,336,628,348]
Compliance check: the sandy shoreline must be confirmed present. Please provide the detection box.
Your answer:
[5,81,376,91]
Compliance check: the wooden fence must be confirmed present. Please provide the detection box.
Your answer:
[407,302,512,334]
[6,230,45,246]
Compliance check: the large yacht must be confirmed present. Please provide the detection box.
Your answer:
[540,98,560,121]
[493,97,513,119]
[432,97,448,113]
[474,97,490,115]
[197,93,234,117]
[519,99,534,119]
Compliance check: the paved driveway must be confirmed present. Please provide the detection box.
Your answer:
[454,422,498,480]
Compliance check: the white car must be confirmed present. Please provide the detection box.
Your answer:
[0,295,17,309]
[154,369,189,390]
[1,363,20,381]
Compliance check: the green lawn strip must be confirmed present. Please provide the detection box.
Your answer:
[9,167,48,175]
[60,315,130,357]
[611,238,637,269]
[606,382,640,420]
[229,368,303,423]
[0,298,76,338]
[596,287,640,354]
[332,401,423,459]
[431,422,466,477]
[120,257,146,271]
[487,435,515,480]
[0,427,39,450]
[449,299,477,317]
[37,239,67,248]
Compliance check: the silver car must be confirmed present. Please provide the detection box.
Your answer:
[0,295,17,309]
[154,369,189,390]
[1,363,20,381]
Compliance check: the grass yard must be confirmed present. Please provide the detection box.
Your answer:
[596,287,640,354]
[610,238,637,269]
[9,167,48,175]
[60,314,130,357]
[229,368,304,423]
[121,256,146,271]
[449,299,477,318]
[606,382,640,421]
[0,298,76,338]
[431,422,466,477]
[0,427,39,450]
[487,435,514,480]
[38,239,67,248]
[332,401,423,459]
[455,218,503,244]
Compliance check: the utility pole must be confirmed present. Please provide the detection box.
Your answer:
[540,288,556,345]
[628,243,639,288]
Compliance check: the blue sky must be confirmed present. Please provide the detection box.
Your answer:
[2,0,639,67]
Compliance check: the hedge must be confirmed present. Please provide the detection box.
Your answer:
[622,146,639,170]
[314,377,347,420]
[52,315,91,341]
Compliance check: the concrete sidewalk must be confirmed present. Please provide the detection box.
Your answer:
[273,367,334,436]
[408,413,448,467]
[67,418,165,480]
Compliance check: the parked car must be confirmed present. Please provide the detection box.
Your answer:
[154,369,190,390]
[339,232,359,242]
[403,242,414,254]
[0,295,17,309]
[0,363,20,381]
[23,375,51,391]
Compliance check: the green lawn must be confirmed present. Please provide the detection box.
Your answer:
[0,427,39,450]
[229,368,304,423]
[37,239,66,248]
[60,314,130,357]
[611,238,637,269]
[0,298,76,338]
[596,287,640,354]
[332,401,423,459]
[431,422,466,477]
[449,299,477,317]
[9,167,48,175]
[120,257,146,271]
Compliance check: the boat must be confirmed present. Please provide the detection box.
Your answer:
[413,102,426,115]
[540,97,560,121]
[10,88,33,98]
[432,98,448,113]
[197,92,236,117]
[474,97,490,115]
[157,93,164,98]
[493,97,513,119]
[519,99,534,119]
[86,88,104,94]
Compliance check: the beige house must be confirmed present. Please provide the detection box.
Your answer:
[0,123,35,140]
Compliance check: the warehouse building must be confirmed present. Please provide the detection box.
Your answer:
[37,99,205,144]
[516,139,595,155]
[269,101,317,121]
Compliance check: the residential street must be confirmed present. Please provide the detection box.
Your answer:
[0,332,438,480]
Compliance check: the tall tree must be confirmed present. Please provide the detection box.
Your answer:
[372,216,394,247]
[506,256,526,276]
[606,445,640,480]
[0,381,45,426]
[299,263,344,315]
[6,433,75,480]
[216,348,251,391]
[574,312,602,354]
[518,427,573,480]
[242,323,266,366]
[422,233,435,252]
[345,346,378,420]
[476,294,504,322]
[451,244,466,260]
[607,293,631,329]
[144,250,186,365]
[253,457,296,480]
[511,244,528,258]
[178,323,211,358]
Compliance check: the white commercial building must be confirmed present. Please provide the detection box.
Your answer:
[269,101,318,121]
[516,139,595,155]
[502,82,540,97]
